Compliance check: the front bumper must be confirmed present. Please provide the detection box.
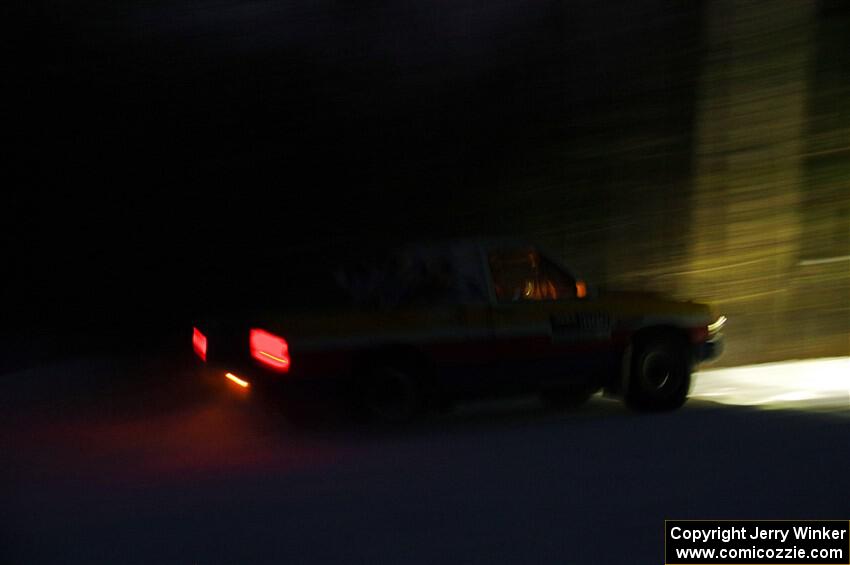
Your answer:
[696,335,724,363]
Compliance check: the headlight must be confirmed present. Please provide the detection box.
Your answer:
[707,315,727,335]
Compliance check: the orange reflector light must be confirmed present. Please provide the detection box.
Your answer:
[250,328,290,373]
[576,280,587,299]
[225,372,249,388]
[193,327,207,361]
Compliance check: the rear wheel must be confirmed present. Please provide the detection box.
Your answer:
[625,336,691,411]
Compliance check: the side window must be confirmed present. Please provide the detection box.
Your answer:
[488,248,576,302]
[336,251,461,307]
[400,255,456,306]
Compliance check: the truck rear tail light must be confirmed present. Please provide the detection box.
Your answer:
[193,327,207,361]
[249,328,290,372]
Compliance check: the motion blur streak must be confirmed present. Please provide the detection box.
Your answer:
[258,351,287,364]
[693,357,850,411]
[225,372,249,388]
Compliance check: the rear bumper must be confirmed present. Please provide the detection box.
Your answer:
[194,355,348,397]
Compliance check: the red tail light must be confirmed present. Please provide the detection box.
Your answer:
[250,328,290,372]
[192,327,208,361]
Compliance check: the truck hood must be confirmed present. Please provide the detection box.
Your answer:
[593,288,715,322]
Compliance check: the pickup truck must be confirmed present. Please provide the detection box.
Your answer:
[192,238,724,422]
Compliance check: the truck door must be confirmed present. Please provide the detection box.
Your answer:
[485,246,615,389]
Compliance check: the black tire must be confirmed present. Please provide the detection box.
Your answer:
[539,386,595,410]
[356,361,428,425]
[625,336,692,412]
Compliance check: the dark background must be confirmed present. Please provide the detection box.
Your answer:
[5,0,702,356]
[5,0,848,368]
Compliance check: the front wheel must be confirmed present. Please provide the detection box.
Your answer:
[625,337,692,412]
